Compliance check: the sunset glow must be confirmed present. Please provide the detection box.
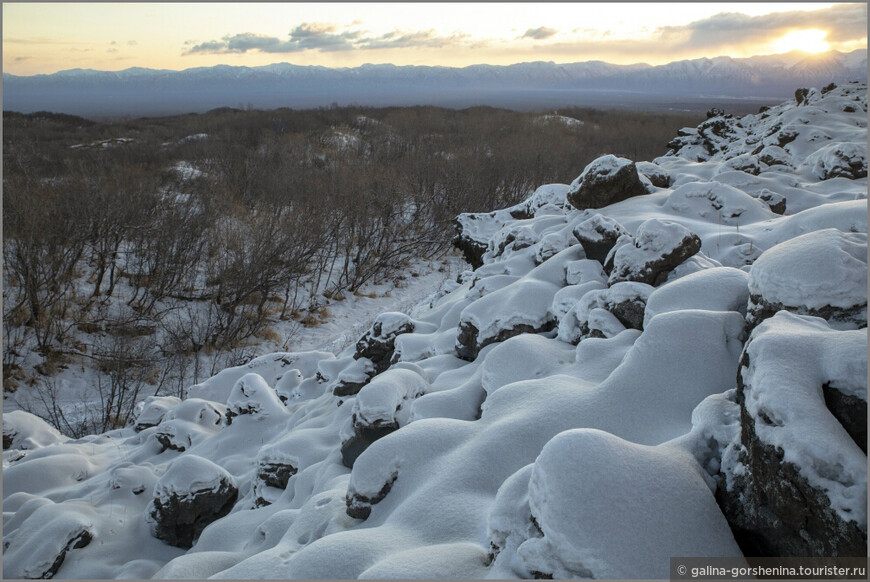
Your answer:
[2,2,866,75]
[771,29,831,54]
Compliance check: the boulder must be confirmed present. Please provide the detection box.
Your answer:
[346,470,398,520]
[746,230,867,331]
[636,161,672,188]
[566,155,648,210]
[224,373,287,425]
[146,455,239,549]
[716,313,867,557]
[571,212,630,264]
[354,312,416,374]
[608,219,702,286]
[340,369,428,467]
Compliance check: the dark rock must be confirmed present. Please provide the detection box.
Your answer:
[821,82,838,94]
[758,191,787,215]
[746,293,867,332]
[571,213,629,264]
[148,461,238,549]
[608,221,702,287]
[609,298,646,330]
[3,429,16,450]
[40,528,93,579]
[340,418,400,469]
[332,377,373,397]
[354,315,415,374]
[257,461,298,489]
[795,87,810,105]
[509,206,534,220]
[452,230,488,270]
[777,130,798,148]
[636,161,672,188]
[345,470,398,520]
[455,319,556,362]
[155,428,190,453]
[706,107,726,119]
[566,155,648,210]
[716,350,867,557]
[822,384,867,454]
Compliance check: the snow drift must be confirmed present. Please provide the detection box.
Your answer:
[3,83,867,579]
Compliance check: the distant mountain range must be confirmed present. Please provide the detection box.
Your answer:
[3,49,866,118]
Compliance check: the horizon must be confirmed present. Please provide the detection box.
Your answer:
[3,2,867,75]
[4,46,868,78]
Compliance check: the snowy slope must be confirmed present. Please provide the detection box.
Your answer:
[2,83,867,579]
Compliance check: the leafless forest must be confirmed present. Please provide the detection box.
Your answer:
[3,104,700,434]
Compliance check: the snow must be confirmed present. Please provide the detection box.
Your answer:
[2,83,867,579]
[644,266,749,326]
[732,312,867,523]
[570,154,633,188]
[520,429,742,579]
[748,228,867,310]
[150,454,236,502]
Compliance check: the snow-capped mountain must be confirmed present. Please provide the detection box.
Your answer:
[3,83,866,579]
[3,50,866,117]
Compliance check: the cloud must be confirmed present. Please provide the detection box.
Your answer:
[522,27,557,40]
[658,3,867,50]
[360,30,471,50]
[127,40,138,46]
[14,56,32,62]
[183,22,475,55]
[108,48,119,53]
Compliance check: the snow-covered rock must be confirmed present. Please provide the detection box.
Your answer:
[746,229,868,329]
[717,312,867,557]
[3,84,867,578]
[608,219,702,286]
[566,155,648,210]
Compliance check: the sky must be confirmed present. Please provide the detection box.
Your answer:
[3,2,867,76]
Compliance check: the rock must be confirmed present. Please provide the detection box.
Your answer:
[346,470,398,520]
[745,230,868,331]
[134,396,181,431]
[608,220,702,286]
[224,373,287,425]
[456,319,556,362]
[716,313,867,557]
[803,142,867,180]
[4,429,16,450]
[257,460,297,490]
[339,369,428,467]
[453,228,488,269]
[556,282,651,344]
[571,212,630,264]
[566,155,648,210]
[147,455,239,549]
[534,232,574,265]
[823,384,867,454]
[821,82,838,95]
[756,145,792,167]
[341,421,399,469]
[354,312,416,374]
[795,87,809,105]
[452,210,514,269]
[758,190,786,215]
[332,357,376,397]
[636,161,672,188]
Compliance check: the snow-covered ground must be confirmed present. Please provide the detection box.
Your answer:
[3,83,867,579]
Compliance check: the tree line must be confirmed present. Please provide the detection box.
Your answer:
[2,104,700,435]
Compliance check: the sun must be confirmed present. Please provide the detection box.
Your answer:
[771,29,831,54]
